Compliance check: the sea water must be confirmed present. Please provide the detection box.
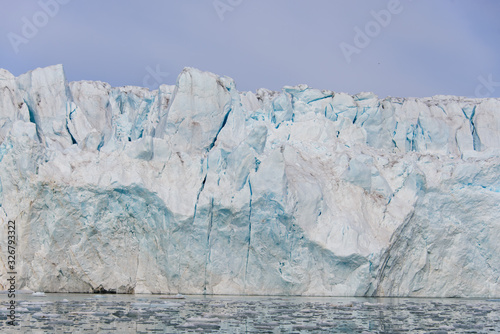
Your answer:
[1,293,499,333]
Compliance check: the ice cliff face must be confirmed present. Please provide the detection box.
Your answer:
[0,65,499,297]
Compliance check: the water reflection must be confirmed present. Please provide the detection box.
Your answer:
[1,293,499,333]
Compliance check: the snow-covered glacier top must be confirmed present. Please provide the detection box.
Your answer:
[0,65,499,297]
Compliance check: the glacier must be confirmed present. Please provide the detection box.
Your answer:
[0,64,499,297]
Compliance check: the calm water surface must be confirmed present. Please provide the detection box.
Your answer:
[1,293,499,333]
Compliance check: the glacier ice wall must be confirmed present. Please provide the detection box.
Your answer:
[0,65,499,297]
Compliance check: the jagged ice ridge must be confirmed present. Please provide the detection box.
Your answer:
[0,65,499,297]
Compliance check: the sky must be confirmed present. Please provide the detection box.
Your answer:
[1,0,500,98]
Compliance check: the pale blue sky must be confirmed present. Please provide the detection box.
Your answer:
[1,0,499,98]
